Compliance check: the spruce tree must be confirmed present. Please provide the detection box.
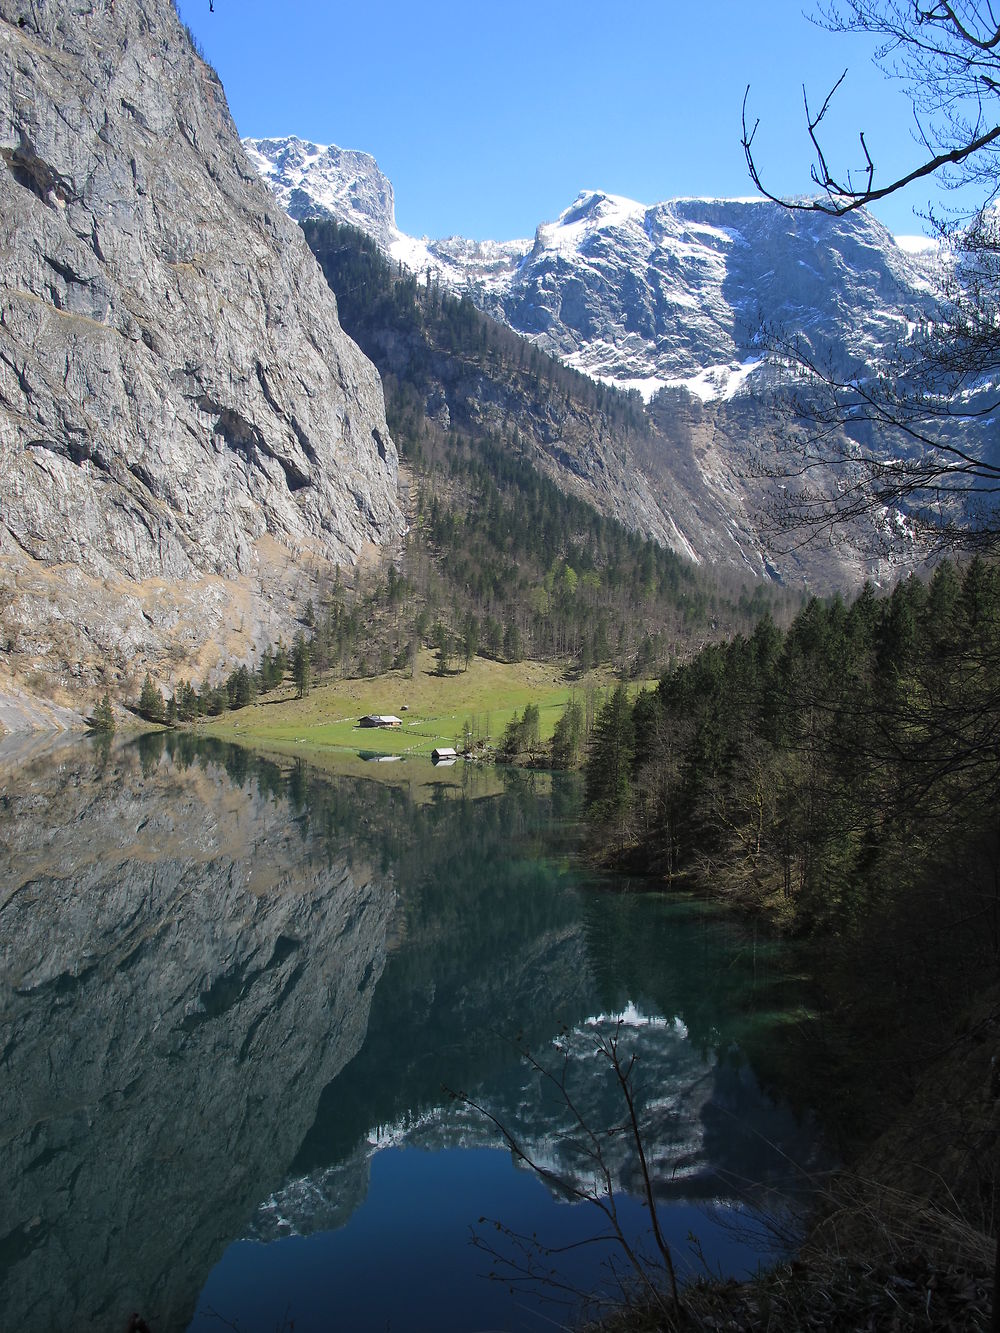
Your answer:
[138,672,164,723]
[585,684,635,844]
[92,692,115,733]
[292,632,311,698]
[551,696,583,769]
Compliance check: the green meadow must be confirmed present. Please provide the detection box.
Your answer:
[197,649,637,758]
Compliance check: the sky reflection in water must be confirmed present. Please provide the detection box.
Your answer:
[0,735,823,1333]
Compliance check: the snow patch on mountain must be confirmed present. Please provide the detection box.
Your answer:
[243,136,398,253]
[894,234,940,255]
[389,231,531,294]
[245,136,941,411]
[245,136,531,297]
[537,189,648,255]
[680,358,763,403]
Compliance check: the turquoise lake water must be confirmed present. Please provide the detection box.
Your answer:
[0,734,824,1332]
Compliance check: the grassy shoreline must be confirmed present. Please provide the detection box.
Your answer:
[195,649,644,758]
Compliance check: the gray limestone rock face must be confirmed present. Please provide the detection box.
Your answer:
[0,2,402,706]
[499,193,937,393]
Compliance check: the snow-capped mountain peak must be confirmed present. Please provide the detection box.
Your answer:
[537,189,649,254]
[245,134,939,409]
[244,136,398,252]
[243,134,532,299]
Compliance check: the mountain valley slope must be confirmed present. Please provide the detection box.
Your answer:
[0,33,962,730]
[251,136,955,589]
[247,134,939,402]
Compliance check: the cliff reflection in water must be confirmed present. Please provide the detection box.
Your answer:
[0,734,823,1333]
[267,806,823,1256]
[0,734,394,1333]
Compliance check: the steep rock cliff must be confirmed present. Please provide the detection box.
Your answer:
[0,3,402,715]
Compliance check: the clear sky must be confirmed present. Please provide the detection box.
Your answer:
[176,0,972,242]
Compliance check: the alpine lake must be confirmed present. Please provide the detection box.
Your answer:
[0,731,829,1333]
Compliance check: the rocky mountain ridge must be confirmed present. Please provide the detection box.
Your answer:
[246,134,530,300]
[303,215,912,595]
[250,135,957,590]
[245,135,940,403]
[499,190,937,400]
[0,5,402,723]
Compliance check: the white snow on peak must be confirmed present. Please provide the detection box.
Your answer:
[537,190,649,257]
[388,231,532,293]
[245,135,380,194]
[673,359,762,404]
[389,231,439,275]
[245,134,942,411]
[245,134,532,296]
[243,134,399,249]
[894,234,939,255]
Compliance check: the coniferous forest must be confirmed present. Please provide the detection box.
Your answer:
[300,218,794,679]
[583,558,1000,1144]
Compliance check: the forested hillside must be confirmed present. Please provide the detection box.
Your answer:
[301,219,797,678]
[584,559,999,1134]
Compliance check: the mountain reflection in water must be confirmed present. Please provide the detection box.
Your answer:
[0,734,824,1333]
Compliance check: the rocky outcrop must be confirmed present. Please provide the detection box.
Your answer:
[246,135,530,296]
[0,736,393,1332]
[495,191,937,399]
[244,136,400,254]
[0,669,84,732]
[0,4,402,709]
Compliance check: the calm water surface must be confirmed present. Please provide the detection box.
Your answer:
[0,733,825,1333]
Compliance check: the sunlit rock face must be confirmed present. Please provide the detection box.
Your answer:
[250,136,950,590]
[497,192,936,399]
[0,3,402,702]
[248,138,937,404]
[246,135,531,298]
[244,136,401,255]
[0,738,393,1333]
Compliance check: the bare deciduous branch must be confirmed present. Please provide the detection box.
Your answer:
[743,82,1000,214]
[743,1,1000,214]
[449,1024,687,1324]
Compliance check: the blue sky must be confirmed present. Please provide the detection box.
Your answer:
[177,0,965,241]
